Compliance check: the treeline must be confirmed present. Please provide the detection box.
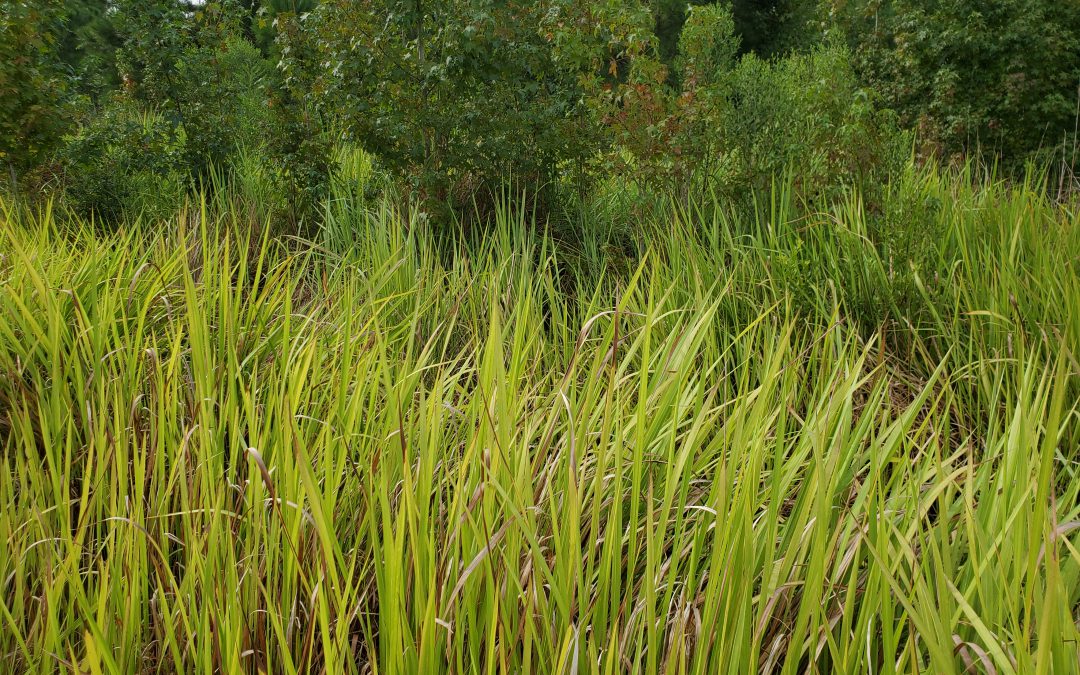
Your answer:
[2,0,1079,226]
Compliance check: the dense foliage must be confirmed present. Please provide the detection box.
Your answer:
[2,1,1079,673]
[297,0,597,208]
[824,0,1080,167]
[0,0,68,175]
[5,0,1077,221]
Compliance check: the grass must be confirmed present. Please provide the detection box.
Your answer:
[0,167,1078,673]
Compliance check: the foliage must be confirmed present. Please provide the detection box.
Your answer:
[236,0,317,56]
[542,0,697,198]
[654,0,814,64]
[115,1,280,176]
[57,94,186,221]
[56,0,123,100]
[579,7,905,208]
[266,12,333,221]
[0,0,69,176]
[719,42,907,203]
[63,0,332,223]
[728,0,815,57]
[293,0,601,212]
[822,0,1080,168]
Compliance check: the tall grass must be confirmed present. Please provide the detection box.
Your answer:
[0,168,1077,673]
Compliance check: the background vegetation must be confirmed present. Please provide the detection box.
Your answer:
[1,0,1079,673]
[4,0,1078,224]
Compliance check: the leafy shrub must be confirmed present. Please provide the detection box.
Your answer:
[0,0,69,178]
[823,0,1080,169]
[107,1,332,224]
[176,35,279,173]
[57,0,123,101]
[719,42,907,205]
[58,95,185,222]
[291,0,601,217]
[591,6,906,212]
[116,2,294,177]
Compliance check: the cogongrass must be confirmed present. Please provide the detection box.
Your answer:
[0,173,1077,673]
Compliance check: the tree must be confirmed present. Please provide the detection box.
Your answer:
[57,0,123,101]
[0,0,68,180]
[822,0,1080,167]
[114,0,283,176]
[290,0,621,211]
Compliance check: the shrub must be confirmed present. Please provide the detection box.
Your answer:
[592,8,906,212]
[719,42,907,205]
[0,0,69,180]
[823,0,1080,169]
[115,1,293,178]
[58,95,186,222]
[291,0,601,218]
[104,1,333,225]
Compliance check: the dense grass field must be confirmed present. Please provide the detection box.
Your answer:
[1,169,1079,673]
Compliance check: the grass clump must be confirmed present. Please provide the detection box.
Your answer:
[0,172,1078,673]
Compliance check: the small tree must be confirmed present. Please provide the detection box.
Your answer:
[822,0,1080,168]
[0,0,68,184]
[291,0,610,214]
[115,0,263,175]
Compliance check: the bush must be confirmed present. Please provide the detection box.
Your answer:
[58,95,186,222]
[173,35,279,174]
[287,0,617,220]
[596,9,907,212]
[719,42,907,205]
[115,1,298,179]
[0,0,69,179]
[823,0,1080,169]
